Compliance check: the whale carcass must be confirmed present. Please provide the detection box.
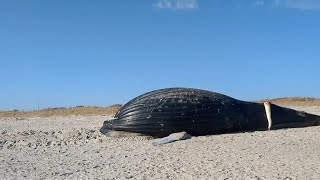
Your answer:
[100,88,320,137]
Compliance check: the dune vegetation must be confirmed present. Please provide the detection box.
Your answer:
[0,105,122,118]
[1,97,320,118]
[257,97,320,107]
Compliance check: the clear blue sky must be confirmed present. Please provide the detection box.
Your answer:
[1,0,320,110]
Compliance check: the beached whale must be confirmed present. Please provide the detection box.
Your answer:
[100,88,320,137]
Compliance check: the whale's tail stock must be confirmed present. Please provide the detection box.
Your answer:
[264,102,320,130]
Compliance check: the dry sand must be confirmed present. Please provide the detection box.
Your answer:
[1,107,320,179]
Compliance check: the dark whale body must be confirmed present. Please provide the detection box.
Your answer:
[100,88,320,137]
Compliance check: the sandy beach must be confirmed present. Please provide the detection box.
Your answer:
[3,0,320,179]
[1,106,320,179]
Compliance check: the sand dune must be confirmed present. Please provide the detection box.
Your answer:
[1,106,320,179]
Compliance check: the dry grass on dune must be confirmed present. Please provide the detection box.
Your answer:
[258,97,320,107]
[0,105,122,118]
[1,97,320,118]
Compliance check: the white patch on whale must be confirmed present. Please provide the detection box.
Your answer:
[264,102,272,130]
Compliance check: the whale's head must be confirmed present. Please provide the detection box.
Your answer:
[99,118,115,134]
